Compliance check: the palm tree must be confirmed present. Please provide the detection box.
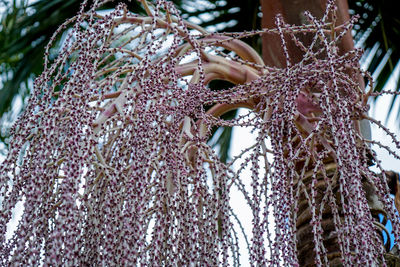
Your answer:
[1,0,400,265]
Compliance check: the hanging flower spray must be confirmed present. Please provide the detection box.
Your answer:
[1,0,400,265]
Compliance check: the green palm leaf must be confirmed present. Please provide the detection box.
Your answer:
[349,0,400,119]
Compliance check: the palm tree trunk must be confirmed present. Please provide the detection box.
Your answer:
[261,0,354,67]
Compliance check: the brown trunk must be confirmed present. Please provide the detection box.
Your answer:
[260,0,353,68]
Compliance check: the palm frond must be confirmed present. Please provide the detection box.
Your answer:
[349,0,400,120]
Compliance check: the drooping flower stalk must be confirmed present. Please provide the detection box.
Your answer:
[1,0,399,265]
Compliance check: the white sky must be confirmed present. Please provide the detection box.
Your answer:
[369,62,400,173]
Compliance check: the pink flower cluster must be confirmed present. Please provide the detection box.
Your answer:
[0,0,399,265]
